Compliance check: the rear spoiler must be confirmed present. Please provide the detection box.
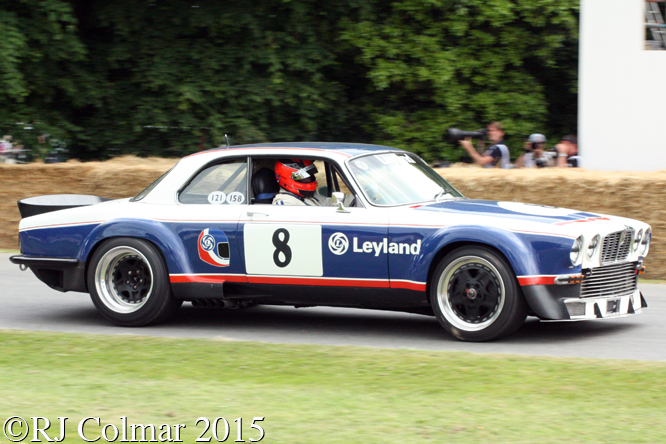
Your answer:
[17,194,111,218]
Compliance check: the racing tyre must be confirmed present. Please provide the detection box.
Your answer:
[430,246,528,342]
[88,237,180,326]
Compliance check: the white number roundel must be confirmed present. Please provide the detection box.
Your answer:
[328,232,349,255]
[207,191,226,205]
[226,192,245,205]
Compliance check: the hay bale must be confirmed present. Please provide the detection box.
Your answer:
[0,158,176,250]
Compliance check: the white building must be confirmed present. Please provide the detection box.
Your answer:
[579,0,666,170]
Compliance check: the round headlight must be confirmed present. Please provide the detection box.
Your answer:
[633,229,643,252]
[571,235,583,266]
[586,234,600,259]
[641,228,651,256]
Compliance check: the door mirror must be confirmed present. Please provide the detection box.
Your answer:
[332,192,350,213]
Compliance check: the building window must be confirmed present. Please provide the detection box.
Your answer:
[646,0,666,50]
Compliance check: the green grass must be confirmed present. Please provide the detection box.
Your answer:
[0,331,665,443]
[0,249,18,253]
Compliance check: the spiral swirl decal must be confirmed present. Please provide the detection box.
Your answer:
[200,234,216,251]
[197,228,230,267]
[328,232,349,255]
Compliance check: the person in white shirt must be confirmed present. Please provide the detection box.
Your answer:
[516,133,546,168]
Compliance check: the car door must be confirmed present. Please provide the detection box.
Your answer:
[239,159,390,302]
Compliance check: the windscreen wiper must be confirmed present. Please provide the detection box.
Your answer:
[434,189,452,201]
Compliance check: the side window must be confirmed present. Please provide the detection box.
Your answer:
[179,160,248,205]
[314,161,361,208]
[249,157,362,207]
[330,165,361,207]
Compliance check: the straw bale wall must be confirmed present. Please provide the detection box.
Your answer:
[1,159,663,278]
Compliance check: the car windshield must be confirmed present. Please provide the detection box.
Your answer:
[347,152,463,206]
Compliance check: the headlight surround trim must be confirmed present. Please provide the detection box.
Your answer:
[571,235,584,266]
[641,228,651,256]
[633,229,643,252]
[586,234,600,259]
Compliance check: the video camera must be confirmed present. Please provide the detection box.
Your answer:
[447,128,488,141]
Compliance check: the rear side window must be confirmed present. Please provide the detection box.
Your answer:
[179,160,248,205]
[131,167,174,202]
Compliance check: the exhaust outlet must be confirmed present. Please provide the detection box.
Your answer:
[191,299,227,308]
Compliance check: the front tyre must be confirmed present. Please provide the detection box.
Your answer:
[88,238,180,326]
[430,246,527,342]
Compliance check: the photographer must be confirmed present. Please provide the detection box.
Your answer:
[555,135,580,168]
[516,133,547,168]
[457,122,511,169]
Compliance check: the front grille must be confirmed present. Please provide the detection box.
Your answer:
[600,229,634,264]
[580,262,638,298]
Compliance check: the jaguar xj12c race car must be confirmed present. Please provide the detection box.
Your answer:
[10,143,651,341]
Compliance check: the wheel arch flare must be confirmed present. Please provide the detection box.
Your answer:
[79,218,192,276]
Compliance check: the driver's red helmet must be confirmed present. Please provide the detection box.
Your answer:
[274,159,318,198]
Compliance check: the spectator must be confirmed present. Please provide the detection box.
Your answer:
[516,133,546,168]
[555,135,581,168]
[0,136,13,162]
[458,122,511,169]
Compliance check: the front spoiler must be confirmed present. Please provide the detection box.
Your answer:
[552,290,647,321]
[521,284,647,321]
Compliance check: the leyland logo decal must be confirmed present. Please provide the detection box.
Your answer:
[198,228,230,267]
[328,233,349,255]
[328,232,421,256]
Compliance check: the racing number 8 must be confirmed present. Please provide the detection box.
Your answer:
[272,228,292,267]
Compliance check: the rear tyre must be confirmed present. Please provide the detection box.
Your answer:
[88,237,180,326]
[430,246,527,341]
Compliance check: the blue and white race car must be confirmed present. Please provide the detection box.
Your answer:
[10,143,651,341]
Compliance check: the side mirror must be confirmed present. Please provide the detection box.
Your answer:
[332,192,350,213]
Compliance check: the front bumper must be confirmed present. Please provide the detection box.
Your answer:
[521,261,647,321]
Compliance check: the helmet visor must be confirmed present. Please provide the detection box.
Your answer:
[290,163,318,182]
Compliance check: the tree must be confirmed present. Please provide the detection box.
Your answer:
[0,0,88,155]
[0,1,579,161]
[66,0,368,158]
[340,0,579,161]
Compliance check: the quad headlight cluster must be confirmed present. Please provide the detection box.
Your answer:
[571,228,652,266]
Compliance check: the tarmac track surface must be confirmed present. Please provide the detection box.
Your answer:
[2,253,666,361]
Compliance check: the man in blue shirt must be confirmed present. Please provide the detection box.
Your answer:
[458,122,511,169]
